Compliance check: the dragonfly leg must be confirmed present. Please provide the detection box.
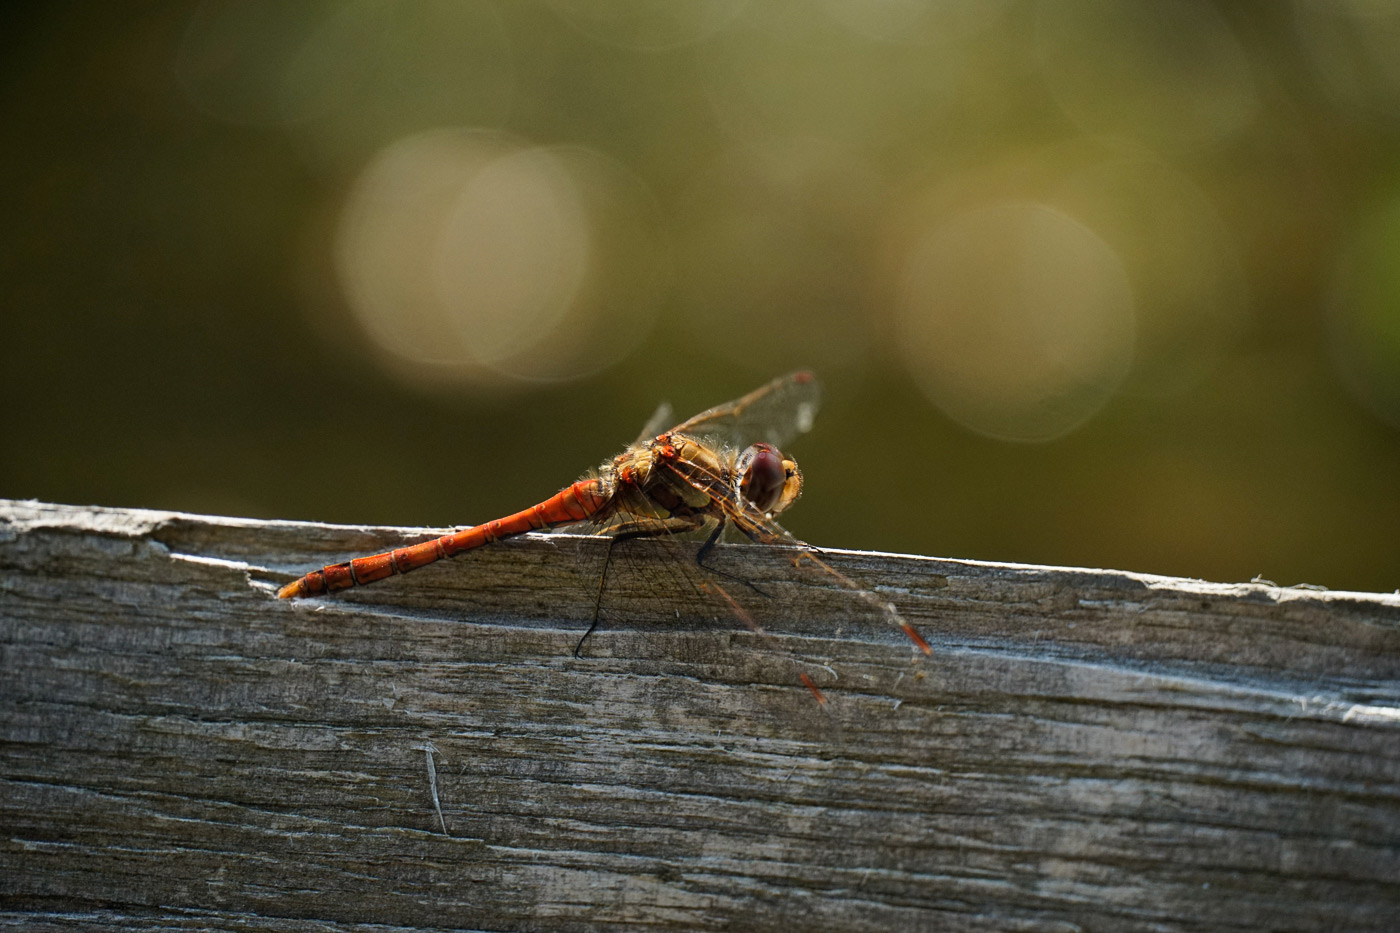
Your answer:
[574,516,704,658]
[695,516,724,565]
[576,536,616,659]
[696,517,770,599]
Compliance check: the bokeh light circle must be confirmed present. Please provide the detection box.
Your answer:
[895,202,1135,442]
[334,129,667,389]
[433,147,592,375]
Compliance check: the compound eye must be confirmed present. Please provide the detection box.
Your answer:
[738,443,787,513]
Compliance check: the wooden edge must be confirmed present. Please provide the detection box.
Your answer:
[3,498,1399,931]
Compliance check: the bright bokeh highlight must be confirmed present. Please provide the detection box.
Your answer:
[895,203,1134,441]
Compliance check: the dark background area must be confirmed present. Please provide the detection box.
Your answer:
[2,1,1398,592]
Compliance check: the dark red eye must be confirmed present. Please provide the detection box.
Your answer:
[738,443,786,513]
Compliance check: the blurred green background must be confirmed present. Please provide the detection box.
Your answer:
[3,1,1398,592]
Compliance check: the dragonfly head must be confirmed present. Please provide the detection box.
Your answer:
[737,442,803,516]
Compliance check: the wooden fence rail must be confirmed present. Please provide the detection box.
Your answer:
[2,499,1398,931]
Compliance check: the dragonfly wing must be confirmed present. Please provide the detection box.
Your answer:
[633,401,674,444]
[666,371,821,452]
[562,512,703,539]
[650,450,932,655]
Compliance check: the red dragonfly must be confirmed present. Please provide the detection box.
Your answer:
[278,372,931,700]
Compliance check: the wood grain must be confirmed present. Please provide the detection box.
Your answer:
[2,498,1398,931]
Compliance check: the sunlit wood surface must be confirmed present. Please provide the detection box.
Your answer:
[3,499,1398,931]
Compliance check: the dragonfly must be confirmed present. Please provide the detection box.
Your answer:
[277,372,931,701]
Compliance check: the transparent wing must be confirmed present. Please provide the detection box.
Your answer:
[652,449,934,658]
[561,511,708,541]
[582,511,829,704]
[665,371,821,451]
[633,401,674,445]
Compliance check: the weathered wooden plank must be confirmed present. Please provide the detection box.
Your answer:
[1,498,1397,931]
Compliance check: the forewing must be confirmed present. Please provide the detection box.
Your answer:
[666,371,821,451]
[633,401,674,445]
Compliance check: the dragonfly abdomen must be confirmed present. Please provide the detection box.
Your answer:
[276,479,610,599]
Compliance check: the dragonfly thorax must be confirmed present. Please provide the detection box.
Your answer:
[609,431,804,527]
